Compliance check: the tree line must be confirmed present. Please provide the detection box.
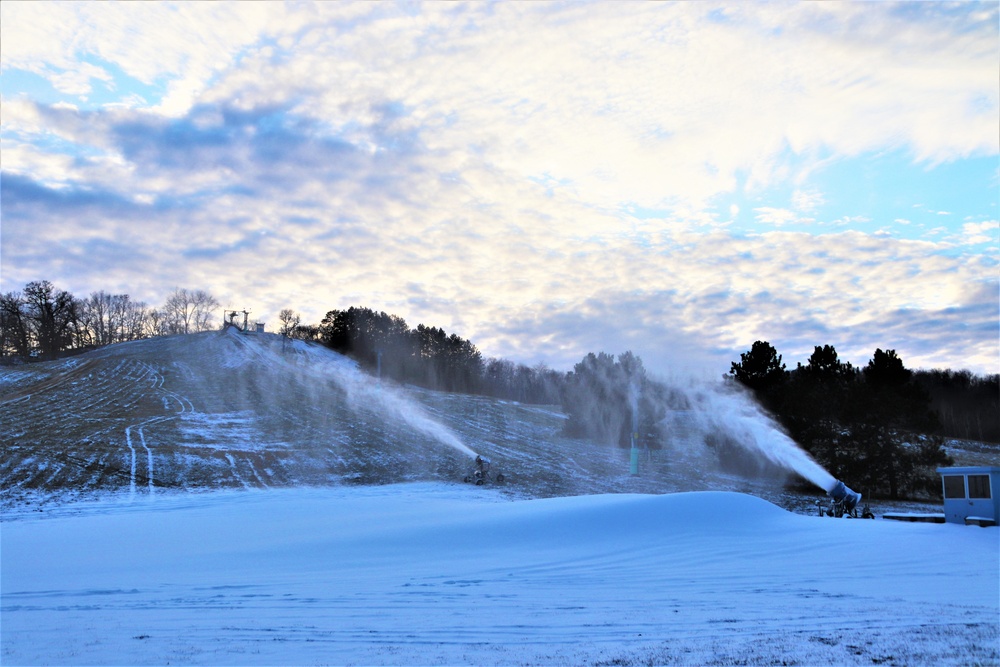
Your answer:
[1,281,219,361]
[304,306,564,403]
[3,282,995,501]
[728,341,998,499]
[0,283,564,404]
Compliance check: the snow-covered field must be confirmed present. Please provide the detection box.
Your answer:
[2,483,997,666]
[2,333,998,664]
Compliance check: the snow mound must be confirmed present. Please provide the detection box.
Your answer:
[2,484,997,665]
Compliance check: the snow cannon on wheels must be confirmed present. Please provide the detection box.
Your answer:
[821,480,874,519]
[464,455,505,486]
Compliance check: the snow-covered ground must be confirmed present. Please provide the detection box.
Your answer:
[2,483,997,666]
[3,333,998,663]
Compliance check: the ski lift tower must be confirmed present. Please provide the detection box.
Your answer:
[223,309,252,332]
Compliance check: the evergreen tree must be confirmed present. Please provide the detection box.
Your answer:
[730,344,952,499]
[729,340,786,411]
[561,351,663,447]
[781,344,857,479]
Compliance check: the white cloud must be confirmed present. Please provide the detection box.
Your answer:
[2,2,998,375]
[47,62,114,97]
[0,141,77,186]
[1,1,289,115]
[962,220,1000,245]
[792,189,825,213]
[754,207,799,227]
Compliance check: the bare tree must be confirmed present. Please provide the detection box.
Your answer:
[144,308,165,338]
[0,291,30,359]
[161,288,220,334]
[78,291,151,346]
[278,308,301,337]
[291,323,320,341]
[122,297,150,341]
[22,281,78,360]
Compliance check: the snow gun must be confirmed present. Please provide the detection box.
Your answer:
[828,480,862,512]
[821,480,873,518]
[463,455,506,486]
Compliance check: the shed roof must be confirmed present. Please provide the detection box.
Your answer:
[937,466,1000,475]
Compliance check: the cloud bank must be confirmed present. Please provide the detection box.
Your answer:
[2,1,997,374]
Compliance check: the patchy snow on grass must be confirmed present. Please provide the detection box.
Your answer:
[176,411,268,449]
[2,484,997,666]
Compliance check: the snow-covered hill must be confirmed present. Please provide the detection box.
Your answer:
[1,330,987,517]
[2,484,997,665]
[0,330,811,510]
[2,333,998,664]
[1,330,476,500]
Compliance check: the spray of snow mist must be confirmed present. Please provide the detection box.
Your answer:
[673,379,836,492]
[230,332,478,460]
[372,390,479,459]
[324,357,478,460]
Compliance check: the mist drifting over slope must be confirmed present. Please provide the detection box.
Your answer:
[2,329,848,510]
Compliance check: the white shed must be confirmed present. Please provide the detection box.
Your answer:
[937,466,1000,526]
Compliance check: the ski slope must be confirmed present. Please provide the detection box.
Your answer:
[0,330,969,517]
[2,484,997,665]
[2,330,796,508]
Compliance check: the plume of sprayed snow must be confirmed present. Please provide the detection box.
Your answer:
[629,380,639,438]
[624,362,837,491]
[245,334,478,460]
[661,375,836,493]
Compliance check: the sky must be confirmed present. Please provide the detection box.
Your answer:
[1,1,998,376]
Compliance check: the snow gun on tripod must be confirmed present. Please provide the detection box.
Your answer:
[463,455,505,486]
[820,480,874,519]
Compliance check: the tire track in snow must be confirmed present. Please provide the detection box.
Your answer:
[122,362,196,496]
[125,417,167,497]
[125,424,138,498]
[225,453,250,489]
[138,423,154,494]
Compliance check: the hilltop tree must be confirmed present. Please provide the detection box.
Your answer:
[23,281,78,360]
[730,343,950,499]
[317,307,489,394]
[836,351,946,499]
[802,344,855,383]
[864,348,911,389]
[278,309,301,337]
[0,291,31,359]
[787,344,856,426]
[780,345,858,484]
[729,341,786,390]
[161,288,219,335]
[77,291,149,346]
[321,307,413,372]
[729,340,787,412]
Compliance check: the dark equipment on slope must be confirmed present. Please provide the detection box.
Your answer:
[819,480,875,519]
[464,455,505,485]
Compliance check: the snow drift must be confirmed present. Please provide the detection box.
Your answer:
[2,484,997,665]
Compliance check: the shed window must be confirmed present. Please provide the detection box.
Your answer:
[943,475,966,499]
[968,475,991,499]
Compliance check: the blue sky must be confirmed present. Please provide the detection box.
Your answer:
[1,1,997,375]
[704,150,998,250]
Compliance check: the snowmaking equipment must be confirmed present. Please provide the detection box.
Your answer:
[463,455,505,486]
[820,480,874,519]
